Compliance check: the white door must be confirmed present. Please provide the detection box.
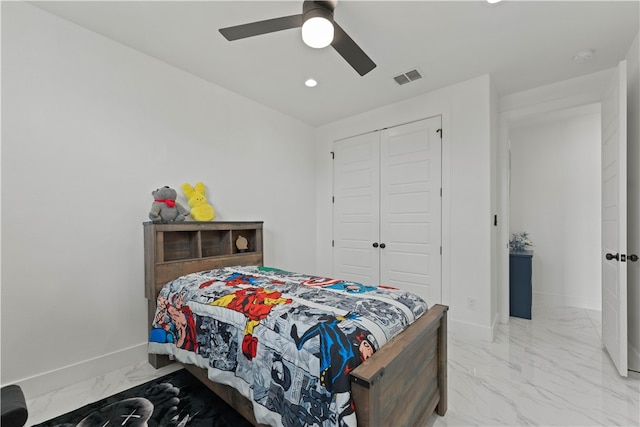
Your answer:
[380,117,442,302]
[333,117,442,303]
[332,131,381,285]
[601,60,628,377]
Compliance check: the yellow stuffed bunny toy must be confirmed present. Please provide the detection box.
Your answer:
[181,182,215,221]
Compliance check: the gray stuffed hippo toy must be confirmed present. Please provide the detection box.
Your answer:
[149,186,190,223]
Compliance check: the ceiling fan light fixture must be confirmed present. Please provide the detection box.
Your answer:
[220,1,375,76]
[302,8,334,48]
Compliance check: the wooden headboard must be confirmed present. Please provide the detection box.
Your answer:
[143,221,263,367]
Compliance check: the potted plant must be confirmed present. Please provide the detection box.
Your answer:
[509,232,533,252]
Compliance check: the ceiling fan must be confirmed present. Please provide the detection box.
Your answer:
[219,1,376,76]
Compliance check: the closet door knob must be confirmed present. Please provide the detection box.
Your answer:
[630,254,639,262]
[606,253,619,261]
[380,243,386,249]
[372,242,379,248]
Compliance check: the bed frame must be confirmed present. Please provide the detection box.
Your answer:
[144,221,448,427]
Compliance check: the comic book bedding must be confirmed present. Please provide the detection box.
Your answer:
[148,265,428,427]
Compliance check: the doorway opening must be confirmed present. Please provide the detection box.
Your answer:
[507,103,602,316]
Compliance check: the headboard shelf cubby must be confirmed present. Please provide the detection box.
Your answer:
[143,221,263,302]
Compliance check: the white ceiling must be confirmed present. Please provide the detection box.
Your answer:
[31,1,639,127]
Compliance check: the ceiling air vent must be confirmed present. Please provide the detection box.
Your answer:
[393,69,422,86]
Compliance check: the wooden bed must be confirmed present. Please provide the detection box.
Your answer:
[144,221,448,427]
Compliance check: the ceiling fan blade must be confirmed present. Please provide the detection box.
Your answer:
[220,14,303,41]
[331,22,376,76]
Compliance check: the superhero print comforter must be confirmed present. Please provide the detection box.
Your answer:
[148,265,428,427]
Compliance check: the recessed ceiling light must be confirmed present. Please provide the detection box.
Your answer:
[487,0,502,3]
[573,49,594,63]
[305,78,318,87]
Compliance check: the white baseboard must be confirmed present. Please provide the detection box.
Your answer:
[533,291,600,311]
[12,343,148,400]
[450,316,496,342]
[491,312,500,341]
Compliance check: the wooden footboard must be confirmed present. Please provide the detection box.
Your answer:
[350,304,448,426]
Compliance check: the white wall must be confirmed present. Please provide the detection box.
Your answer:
[1,2,317,396]
[509,105,602,310]
[315,75,496,341]
[626,32,640,372]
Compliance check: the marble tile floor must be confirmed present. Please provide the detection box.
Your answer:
[428,306,639,427]
[25,306,639,426]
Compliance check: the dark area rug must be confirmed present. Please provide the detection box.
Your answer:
[32,369,254,427]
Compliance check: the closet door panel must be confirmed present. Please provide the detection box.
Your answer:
[380,117,442,303]
[333,132,381,285]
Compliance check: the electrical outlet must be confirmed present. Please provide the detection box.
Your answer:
[467,297,477,310]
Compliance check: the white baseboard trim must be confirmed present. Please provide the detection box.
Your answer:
[450,316,495,342]
[12,343,148,400]
[533,291,600,311]
[629,341,640,373]
[491,312,500,341]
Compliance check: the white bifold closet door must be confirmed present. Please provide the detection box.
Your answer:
[332,116,442,303]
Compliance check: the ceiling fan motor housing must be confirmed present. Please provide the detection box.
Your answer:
[303,1,336,14]
[303,1,335,22]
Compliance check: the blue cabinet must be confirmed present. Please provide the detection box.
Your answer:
[509,250,533,319]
